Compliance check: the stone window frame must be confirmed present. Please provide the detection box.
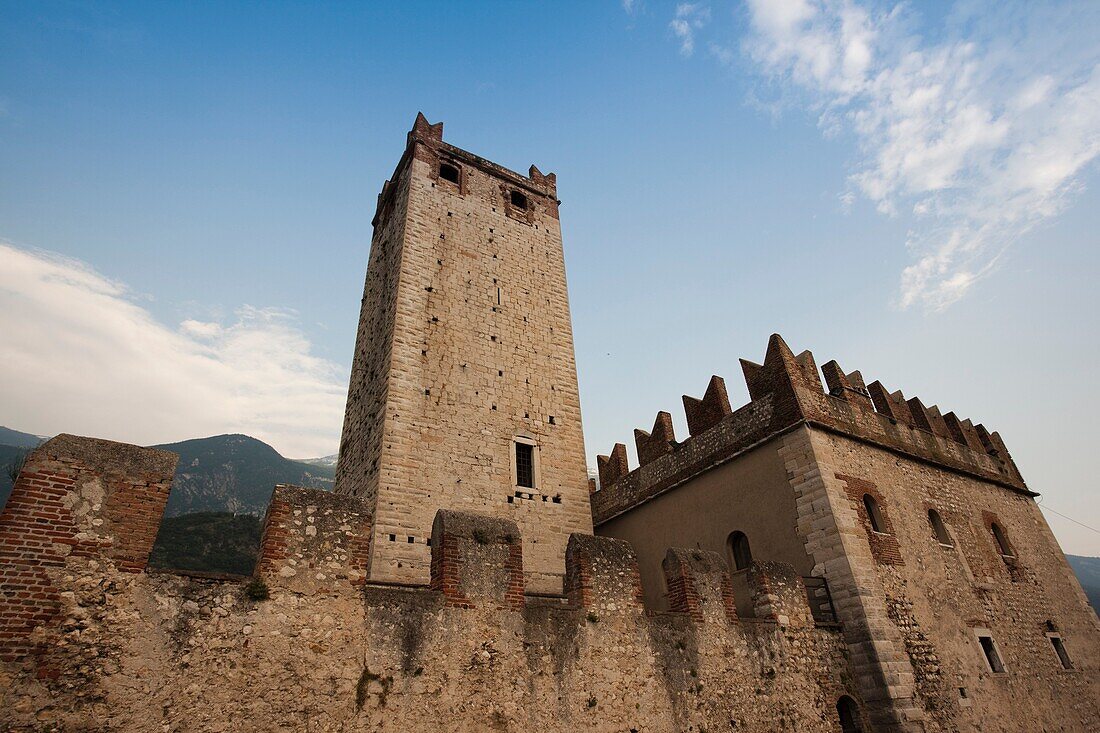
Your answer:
[1046,632,1075,671]
[836,474,904,566]
[502,183,535,225]
[511,435,541,491]
[434,156,466,194]
[862,494,887,534]
[972,627,1007,674]
[980,510,1024,582]
[927,507,954,547]
[727,530,753,571]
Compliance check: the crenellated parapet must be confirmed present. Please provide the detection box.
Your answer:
[743,561,815,628]
[662,548,738,624]
[634,411,677,466]
[565,533,645,612]
[596,442,630,488]
[429,510,525,611]
[682,375,733,435]
[592,334,1029,525]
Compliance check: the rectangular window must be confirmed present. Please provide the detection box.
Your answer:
[515,442,534,488]
[978,634,1006,673]
[1048,635,1073,670]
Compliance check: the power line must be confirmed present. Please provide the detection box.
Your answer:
[1038,499,1100,535]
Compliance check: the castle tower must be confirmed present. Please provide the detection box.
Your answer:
[335,114,592,593]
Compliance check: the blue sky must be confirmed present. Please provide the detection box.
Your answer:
[1,1,1098,554]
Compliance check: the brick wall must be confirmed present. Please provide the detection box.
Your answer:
[0,434,176,664]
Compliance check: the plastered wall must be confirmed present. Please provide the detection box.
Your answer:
[597,435,813,611]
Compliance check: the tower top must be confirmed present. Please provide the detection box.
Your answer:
[404,112,557,195]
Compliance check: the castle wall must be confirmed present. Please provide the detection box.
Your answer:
[0,434,177,665]
[336,116,592,594]
[809,427,1100,732]
[1,477,860,732]
[596,434,814,611]
[590,335,1100,731]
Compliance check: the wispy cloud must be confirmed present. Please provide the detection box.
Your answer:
[0,240,346,457]
[741,0,1100,310]
[670,4,710,57]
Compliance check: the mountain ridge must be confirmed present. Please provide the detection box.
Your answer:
[153,433,334,517]
[0,430,334,515]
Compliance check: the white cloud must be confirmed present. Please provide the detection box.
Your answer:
[742,0,1100,310]
[622,0,638,15]
[670,4,711,57]
[0,240,346,457]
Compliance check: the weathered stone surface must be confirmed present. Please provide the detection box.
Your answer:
[334,113,591,595]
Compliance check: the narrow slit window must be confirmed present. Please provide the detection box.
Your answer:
[515,442,535,489]
[863,494,886,533]
[990,522,1013,557]
[439,162,460,184]
[929,509,952,546]
[1048,635,1073,670]
[510,190,528,210]
[978,635,1006,673]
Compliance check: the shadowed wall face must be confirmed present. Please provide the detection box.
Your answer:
[596,437,811,611]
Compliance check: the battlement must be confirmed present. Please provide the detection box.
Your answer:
[6,430,1090,733]
[0,429,828,661]
[373,112,560,228]
[255,484,372,595]
[593,334,1028,525]
[0,434,177,662]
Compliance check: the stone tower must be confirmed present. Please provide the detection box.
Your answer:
[335,113,592,593]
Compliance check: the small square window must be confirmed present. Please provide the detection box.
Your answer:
[515,442,535,489]
[439,162,460,184]
[510,190,528,210]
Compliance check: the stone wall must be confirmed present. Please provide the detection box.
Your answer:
[335,114,592,594]
[810,428,1100,732]
[0,435,177,665]
[1,466,860,732]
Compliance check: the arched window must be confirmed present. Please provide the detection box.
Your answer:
[728,531,753,571]
[990,522,1013,557]
[439,162,460,184]
[510,190,528,210]
[863,494,886,533]
[837,696,862,733]
[928,509,952,546]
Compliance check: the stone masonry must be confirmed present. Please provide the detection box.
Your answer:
[1,116,1097,732]
[594,333,1100,732]
[0,435,858,732]
[335,114,591,594]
